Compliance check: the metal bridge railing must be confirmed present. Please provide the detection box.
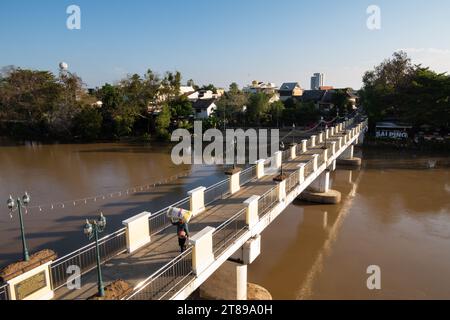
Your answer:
[212,208,247,257]
[240,165,257,186]
[204,179,230,206]
[286,171,299,195]
[258,186,279,218]
[304,159,315,178]
[126,248,194,300]
[149,197,191,236]
[0,283,8,301]
[50,228,127,290]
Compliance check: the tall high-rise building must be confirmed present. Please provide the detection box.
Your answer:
[310,73,324,90]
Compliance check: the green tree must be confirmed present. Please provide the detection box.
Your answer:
[155,104,171,140]
[246,93,270,126]
[268,100,285,127]
[72,107,103,141]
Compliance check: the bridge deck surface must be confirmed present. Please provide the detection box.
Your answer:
[54,134,345,300]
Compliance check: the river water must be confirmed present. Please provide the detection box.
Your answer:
[0,142,449,299]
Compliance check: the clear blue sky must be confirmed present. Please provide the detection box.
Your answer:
[1,0,449,89]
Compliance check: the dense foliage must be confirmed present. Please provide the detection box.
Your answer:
[360,51,450,130]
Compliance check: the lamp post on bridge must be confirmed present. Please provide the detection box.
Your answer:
[7,192,31,262]
[320,117,328,150]
[84,213,107,297]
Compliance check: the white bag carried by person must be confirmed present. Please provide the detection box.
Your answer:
[167,207,193,224]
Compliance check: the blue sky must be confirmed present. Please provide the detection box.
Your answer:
[1,0,449,89]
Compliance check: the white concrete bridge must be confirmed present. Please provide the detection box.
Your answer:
[0,116,368,301]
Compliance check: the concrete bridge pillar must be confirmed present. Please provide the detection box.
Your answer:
[323,149,328,163]
[310,135,316,147]
[342,145,354,159]
[255,159,265,179]
[189,226,215,275]
[300,170,341,204]
[311,171,330,193]
[199,260,247,300]
[244,195,260,229]
[290,144,297,160]
[122,211,151,254]
[337,144,362,167]
[301,140,308,153]
[229,171,241,195]
[188,186,206,217]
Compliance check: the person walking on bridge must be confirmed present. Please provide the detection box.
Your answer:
[172,219,190,253]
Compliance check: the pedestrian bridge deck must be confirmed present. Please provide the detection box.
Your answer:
[53,122,364,300]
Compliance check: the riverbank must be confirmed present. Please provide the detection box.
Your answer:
[363,136,450,152]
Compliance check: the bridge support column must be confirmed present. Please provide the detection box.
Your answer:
[231,235,261,265]
[229,171,241,195]
[255,159,265,179]
[199,260,247,300]
[122,211,151,254]
[244,196,260,229]
[298,163,306,184]
[301,140,308,153]
[274,151,282,169]
[310,135,316,147]
[290,145,297,160]
[337,144,361,167]
[300,170,341,204]
[188,186,206,217]
[189,226,215,275]
[329,159,337,172]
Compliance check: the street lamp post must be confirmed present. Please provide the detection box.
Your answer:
[7,193,31,262]
[292,123,296,145]
[280,141,285,176]
[84,213,107,297]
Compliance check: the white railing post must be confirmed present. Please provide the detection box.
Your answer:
[189,227,215,275]
[338,137,343,150]
[274,151,282,169]
[122,211,151,253]
[331,141,337,155]
[312,154,319,171]
[318,133,323,144]
[310,135,316,147]
[244,196,260,229]
[255,159,265,179]
[278,180,286,202]
[298,163,306,185]
[301,140,308,153]
[324,149,328,163]
[188,186,206,217]
[290,144,297,160]
[229,171,241,195]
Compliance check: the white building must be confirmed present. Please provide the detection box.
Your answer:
[192,99,217,119]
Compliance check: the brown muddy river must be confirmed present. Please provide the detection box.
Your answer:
[0,142,449,299]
